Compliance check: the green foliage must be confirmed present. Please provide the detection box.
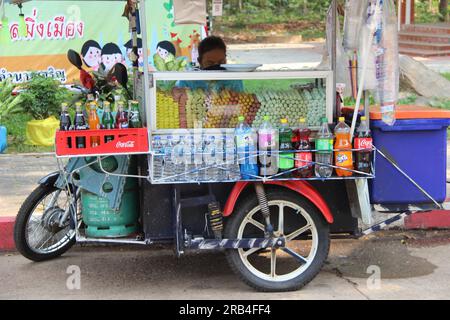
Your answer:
[430,98,450,110]
[415,0,450,23]
[20,74,72,120]
[215,0,330,40]
[1,112,53,153]
[443,73,450,81]
[398,94,418,105]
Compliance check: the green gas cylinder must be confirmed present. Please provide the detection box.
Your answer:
[81,156,140,238]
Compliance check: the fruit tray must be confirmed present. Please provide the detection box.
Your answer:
[55,128,149,157]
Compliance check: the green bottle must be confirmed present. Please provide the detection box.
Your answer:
[129,100,142,128]
[102,101,115,143]
[279,118,294,172]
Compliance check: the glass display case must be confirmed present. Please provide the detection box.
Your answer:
[143,70,368,185]
[148,71,334,133]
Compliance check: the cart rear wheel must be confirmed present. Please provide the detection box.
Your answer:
[224,188,330,292]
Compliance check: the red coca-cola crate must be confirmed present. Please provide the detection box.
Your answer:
[55,128,149,157]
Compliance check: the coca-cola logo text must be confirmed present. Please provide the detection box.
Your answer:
[116,141,135,148]
[355,138,373,149]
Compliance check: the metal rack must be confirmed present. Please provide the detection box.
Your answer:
[148,147,376,185]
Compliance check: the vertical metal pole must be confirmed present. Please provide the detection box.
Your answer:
[139,0,152,141]
[331,0,338,119]
[130,2,138,99]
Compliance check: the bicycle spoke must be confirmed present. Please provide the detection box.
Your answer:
[243,247,262,258]
[278,204,284,234]
[281,247,308,264]
[247,217,265,232]
[270,249,277,277]
[286,224,312,241]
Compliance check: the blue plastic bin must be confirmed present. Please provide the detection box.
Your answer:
[0,126,6,153]
[370,118,450,204]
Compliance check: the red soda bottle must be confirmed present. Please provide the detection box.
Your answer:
[354,116,373,174]
[115,101,129,129]
[293,118,313,178]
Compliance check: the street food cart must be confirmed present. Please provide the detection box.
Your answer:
[10,0,450,292]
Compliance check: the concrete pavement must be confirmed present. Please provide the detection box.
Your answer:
[0,231,449,299]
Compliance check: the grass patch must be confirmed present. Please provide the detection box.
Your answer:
[443,73,450,82]
[1,113,53,154]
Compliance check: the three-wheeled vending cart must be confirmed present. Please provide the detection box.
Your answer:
[13,0,450,292]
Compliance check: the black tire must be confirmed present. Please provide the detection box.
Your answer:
[224,188,330,292]
[14,184,76,262]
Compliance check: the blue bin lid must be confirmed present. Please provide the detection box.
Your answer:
[371,118,450,132]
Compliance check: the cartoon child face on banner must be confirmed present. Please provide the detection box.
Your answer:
[124,38,144,67]
[156,40,176,61]
[101,43,124,72]
[81,40,102,71]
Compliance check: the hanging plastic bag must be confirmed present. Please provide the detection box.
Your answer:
[322,4,352,98]
[372,0,398,126]
[173,0,206,25]
[26,116,60,147]
[357,0,398,126]
[343,0,369,51]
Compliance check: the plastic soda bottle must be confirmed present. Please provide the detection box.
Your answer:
[129,100,142,128]
[315,117,333,178]
[258,116,279,176]
[115,101,129,129]
[102,101,115,143]
[279,118,294,173]
[293,118,313,178]
[334,117,354,177]
[235,116,258,179]
[60,103,72,148]
[87,102,100,147]
[354,116,373,174]
[74,102,87,149]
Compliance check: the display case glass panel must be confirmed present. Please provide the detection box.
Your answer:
[153,75,329,131]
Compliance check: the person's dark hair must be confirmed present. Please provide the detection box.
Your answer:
[81,40,101,57]
[124,38,143,49]
[156,40,176,56]
[101,43,122,55]
[198,36,226,63]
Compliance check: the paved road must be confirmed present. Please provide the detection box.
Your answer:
[228,42,450,73]
[0,153,59,217]
[1,231,449,299]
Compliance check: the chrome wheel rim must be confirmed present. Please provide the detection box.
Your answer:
[25,189,77,254]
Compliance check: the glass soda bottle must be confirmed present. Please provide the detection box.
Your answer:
[258,115,278,176]
[315,117,333,178]
[334,117,354,177]
[293,118,313,178]
[59,102,72,148]
[74,102,87,149]
[102,101,115,143]
[235,116,258,179]
[115,101,129,129]
[279,118,294,174]
[129,100,142,128]
[354,116,373,174]
[88,102,100,147]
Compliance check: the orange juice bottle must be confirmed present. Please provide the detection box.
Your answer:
[334,117,353,177]
[88,102,100,147]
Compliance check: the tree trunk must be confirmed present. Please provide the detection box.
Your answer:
[439,0,449,21]
[399,55,450,99]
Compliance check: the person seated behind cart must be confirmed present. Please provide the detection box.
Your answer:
[177,36,243,92]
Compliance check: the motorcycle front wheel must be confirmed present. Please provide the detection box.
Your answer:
[14,184,77,262]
